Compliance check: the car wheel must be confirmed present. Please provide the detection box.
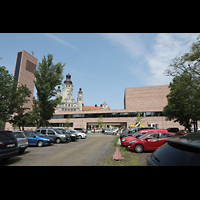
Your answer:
[79,135,82,139]
[56,138,61,143]
[37,141,44,147]
[134,144,144,153]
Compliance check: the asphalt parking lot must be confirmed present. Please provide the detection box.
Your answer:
[0,133,114,166]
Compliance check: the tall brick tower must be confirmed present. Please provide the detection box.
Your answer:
[13,50,38,109]
[5,50,38,130]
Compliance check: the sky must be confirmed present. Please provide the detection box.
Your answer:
[0,33,199,110]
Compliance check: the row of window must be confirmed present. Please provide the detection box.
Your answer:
[49,123,73,127]
[52,111,164,119]
[61,109,78,111]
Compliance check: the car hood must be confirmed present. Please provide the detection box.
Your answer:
[123,136,133,141]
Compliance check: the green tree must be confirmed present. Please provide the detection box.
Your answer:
[163,74,199,131]
[135,111,144,126]
[65,114,71,129]
[97,115,104,128]
[28,97,42,128]
[9,84,31,130]
[165,34,200,131]
[34,54,65,128]
[0,66,16,122]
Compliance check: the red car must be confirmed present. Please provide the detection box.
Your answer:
[121,129,168,146]
[126,131,176,153]
[176,130,190,136]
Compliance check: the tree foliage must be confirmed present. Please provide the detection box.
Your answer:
[97,115,104,128]
[9,84,31,130]
[0,66,15,122]
[135,111,144,125]
[164,34,200,131]
[65,114,71,129]
[34,54,65,128]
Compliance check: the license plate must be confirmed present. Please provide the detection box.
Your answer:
[7,144,15,147]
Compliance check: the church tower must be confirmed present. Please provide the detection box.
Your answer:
[62,73,73,102]
[55,72,83,112]
[77,88,83,111]
[56,86,61,99]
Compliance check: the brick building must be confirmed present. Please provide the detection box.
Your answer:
[48,84,184,130]
[13,50,37,109]
[4,50,185,131]
[5,50,37,130]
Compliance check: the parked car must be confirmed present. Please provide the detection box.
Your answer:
[13,131,28,153]
[120,127,155,140]
[146,132,200,166]
[24,132,54,147]
[126,131,176,153]
[176,130,190,136]
[36,128,70,143]
[0,130,19,161]
[74,128,87,133]
[121,129,168,146]
[70,130,87,139]
[104,129,117,135]
[167,127,179,133]
[58,129,78,141]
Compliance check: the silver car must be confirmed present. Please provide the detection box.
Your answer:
[104,129,117,135]
[14,132,28,153]
[35,128,70,143]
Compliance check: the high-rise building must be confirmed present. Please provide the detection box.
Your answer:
[13,50,38,109]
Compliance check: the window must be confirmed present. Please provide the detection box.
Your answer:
[0,132,15,140]
[14,52,22,83]
[41,130,46,134]
[47,130,55,135]
[25,132,35,138]
[162,133,174,138]
[26,60,36,73]
[147,133,158,140]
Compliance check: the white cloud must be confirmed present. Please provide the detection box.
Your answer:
[101,33,200,86]
[43,33,77,49]
[100,33,146,58]
[146,33,200,85]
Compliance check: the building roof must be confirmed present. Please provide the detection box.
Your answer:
[82,105,110,111]
[82,105,102,111]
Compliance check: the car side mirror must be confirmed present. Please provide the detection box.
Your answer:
[145,137,149,141]
[33,135,36,138]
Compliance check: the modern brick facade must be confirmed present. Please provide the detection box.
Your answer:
[5,50,37,130]
[13,50,38,109]
[124,85,170,112]
[46,85,184,130]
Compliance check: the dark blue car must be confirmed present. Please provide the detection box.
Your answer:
[24,132,54,147]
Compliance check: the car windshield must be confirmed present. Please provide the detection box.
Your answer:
[35,132,44,137]
[0,131,16,140]
[14,132,26,138]
[132,131,140,137]
[54,129,63,134]
[138,134,150,139]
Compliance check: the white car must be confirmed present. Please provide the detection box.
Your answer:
[13,131,28,153]
[70,130,87,139]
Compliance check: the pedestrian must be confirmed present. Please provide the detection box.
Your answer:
[94,128,95,133]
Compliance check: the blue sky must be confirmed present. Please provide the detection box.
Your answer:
[0,33,199,110]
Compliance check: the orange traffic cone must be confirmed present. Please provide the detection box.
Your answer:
[113,147,122,161]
